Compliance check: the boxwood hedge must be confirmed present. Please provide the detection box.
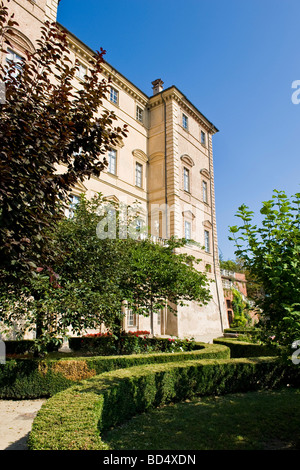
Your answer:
[213,338,280,358]
[27,357,295,450]
[0,343,230,399]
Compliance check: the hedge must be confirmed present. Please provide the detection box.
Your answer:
[27,356,296,450]
[69,335,197,356]
[4,339,62,355]
[213,338,279,358]
[0,343,230,399]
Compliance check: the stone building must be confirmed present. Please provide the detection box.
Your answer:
[1,0,229,342]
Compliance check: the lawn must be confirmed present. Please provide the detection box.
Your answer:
[103,387,300,450]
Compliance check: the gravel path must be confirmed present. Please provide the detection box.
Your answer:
[0,399,46,450]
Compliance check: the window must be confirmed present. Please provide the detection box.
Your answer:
[6,48,23,77]
[201,131,206,146]
[135,162,142,187]
[184,221,191,240]
[204,230,210,252]
[110,87,118,105]
[136,106,143,123]
[183,167,190,192]
[127,309,136,327]
[76,63,87,81]
[182,113,188,130]
[202,181,208,203]
[65,194,80,218]
[108,148,117,175]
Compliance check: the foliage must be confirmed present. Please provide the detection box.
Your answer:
[0,343,230,399]
[229,190,300,350]
[231,288,248,328]
[27,357,292,450]
[213,338,280,358]
[0,2,128,282]
[0,194,212,348]
[69,332,196,356]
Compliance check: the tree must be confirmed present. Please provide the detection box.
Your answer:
[0,2,127,283]
[0,194,212,347]
[229,190,300,348]
[122,237,212,335]
[54,195,212,337]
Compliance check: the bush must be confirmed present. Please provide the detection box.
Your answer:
[4,339,62,356]
[213,338,280,358]
[27,357,297,450]
[68,332,196,355]
[0,343,230,399]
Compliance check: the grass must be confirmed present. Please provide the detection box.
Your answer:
[103,387,300,450]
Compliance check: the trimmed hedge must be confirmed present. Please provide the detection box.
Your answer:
[28,357,296,450]
[69,334,197,355]
[4,339,62,355]
[0,343,230,399]
[213,338,279,358]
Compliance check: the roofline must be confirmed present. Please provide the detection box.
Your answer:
[57,22,149,101]
[149,86,219,133]
[57,22,219,134]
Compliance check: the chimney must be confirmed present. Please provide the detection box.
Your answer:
[152,79,164,95]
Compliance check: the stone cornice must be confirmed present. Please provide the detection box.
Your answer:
[59,24,148,108]
[148,86,218,134]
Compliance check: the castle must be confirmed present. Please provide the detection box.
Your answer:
[1,0,229,342]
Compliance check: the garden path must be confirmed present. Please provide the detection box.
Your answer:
[0,399,46,450]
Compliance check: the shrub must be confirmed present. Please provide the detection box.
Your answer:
[27,357,297,450]
[0,343,230,399]
[4,339,62,356]
[68,333,196,356]
[213,338,280,358]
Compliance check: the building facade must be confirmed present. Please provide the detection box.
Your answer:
[1,0,229,342]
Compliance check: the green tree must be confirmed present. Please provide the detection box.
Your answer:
[229,190,300,348]
[0,194,212,348]
[0,3,127,283]
[121,237,212,335]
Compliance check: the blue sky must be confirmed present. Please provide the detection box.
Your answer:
[57,0,300,260]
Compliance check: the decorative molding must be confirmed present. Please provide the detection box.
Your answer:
[104,195,119,204]
[180,154,195,167]
[182,210,195,220]
[203,220,213,229]
[4,27,35,54]
[200,168,211,179]
[132,149,148,163]
[70,180,87,195]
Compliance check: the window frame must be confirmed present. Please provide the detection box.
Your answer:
[108,148,117,175]
[76,62,87,81]
[127,309,136,327]
[183,167,190,192]
[202,180,208,204]
[182,113,188,130]
[135,161,143,188]
[136,105,144,123]
[201,130,206,146]
[184,220,191,240]
[110,86,119,105]
[204,230,210,253]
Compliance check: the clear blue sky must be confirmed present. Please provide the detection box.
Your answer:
[57,0,300,261]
